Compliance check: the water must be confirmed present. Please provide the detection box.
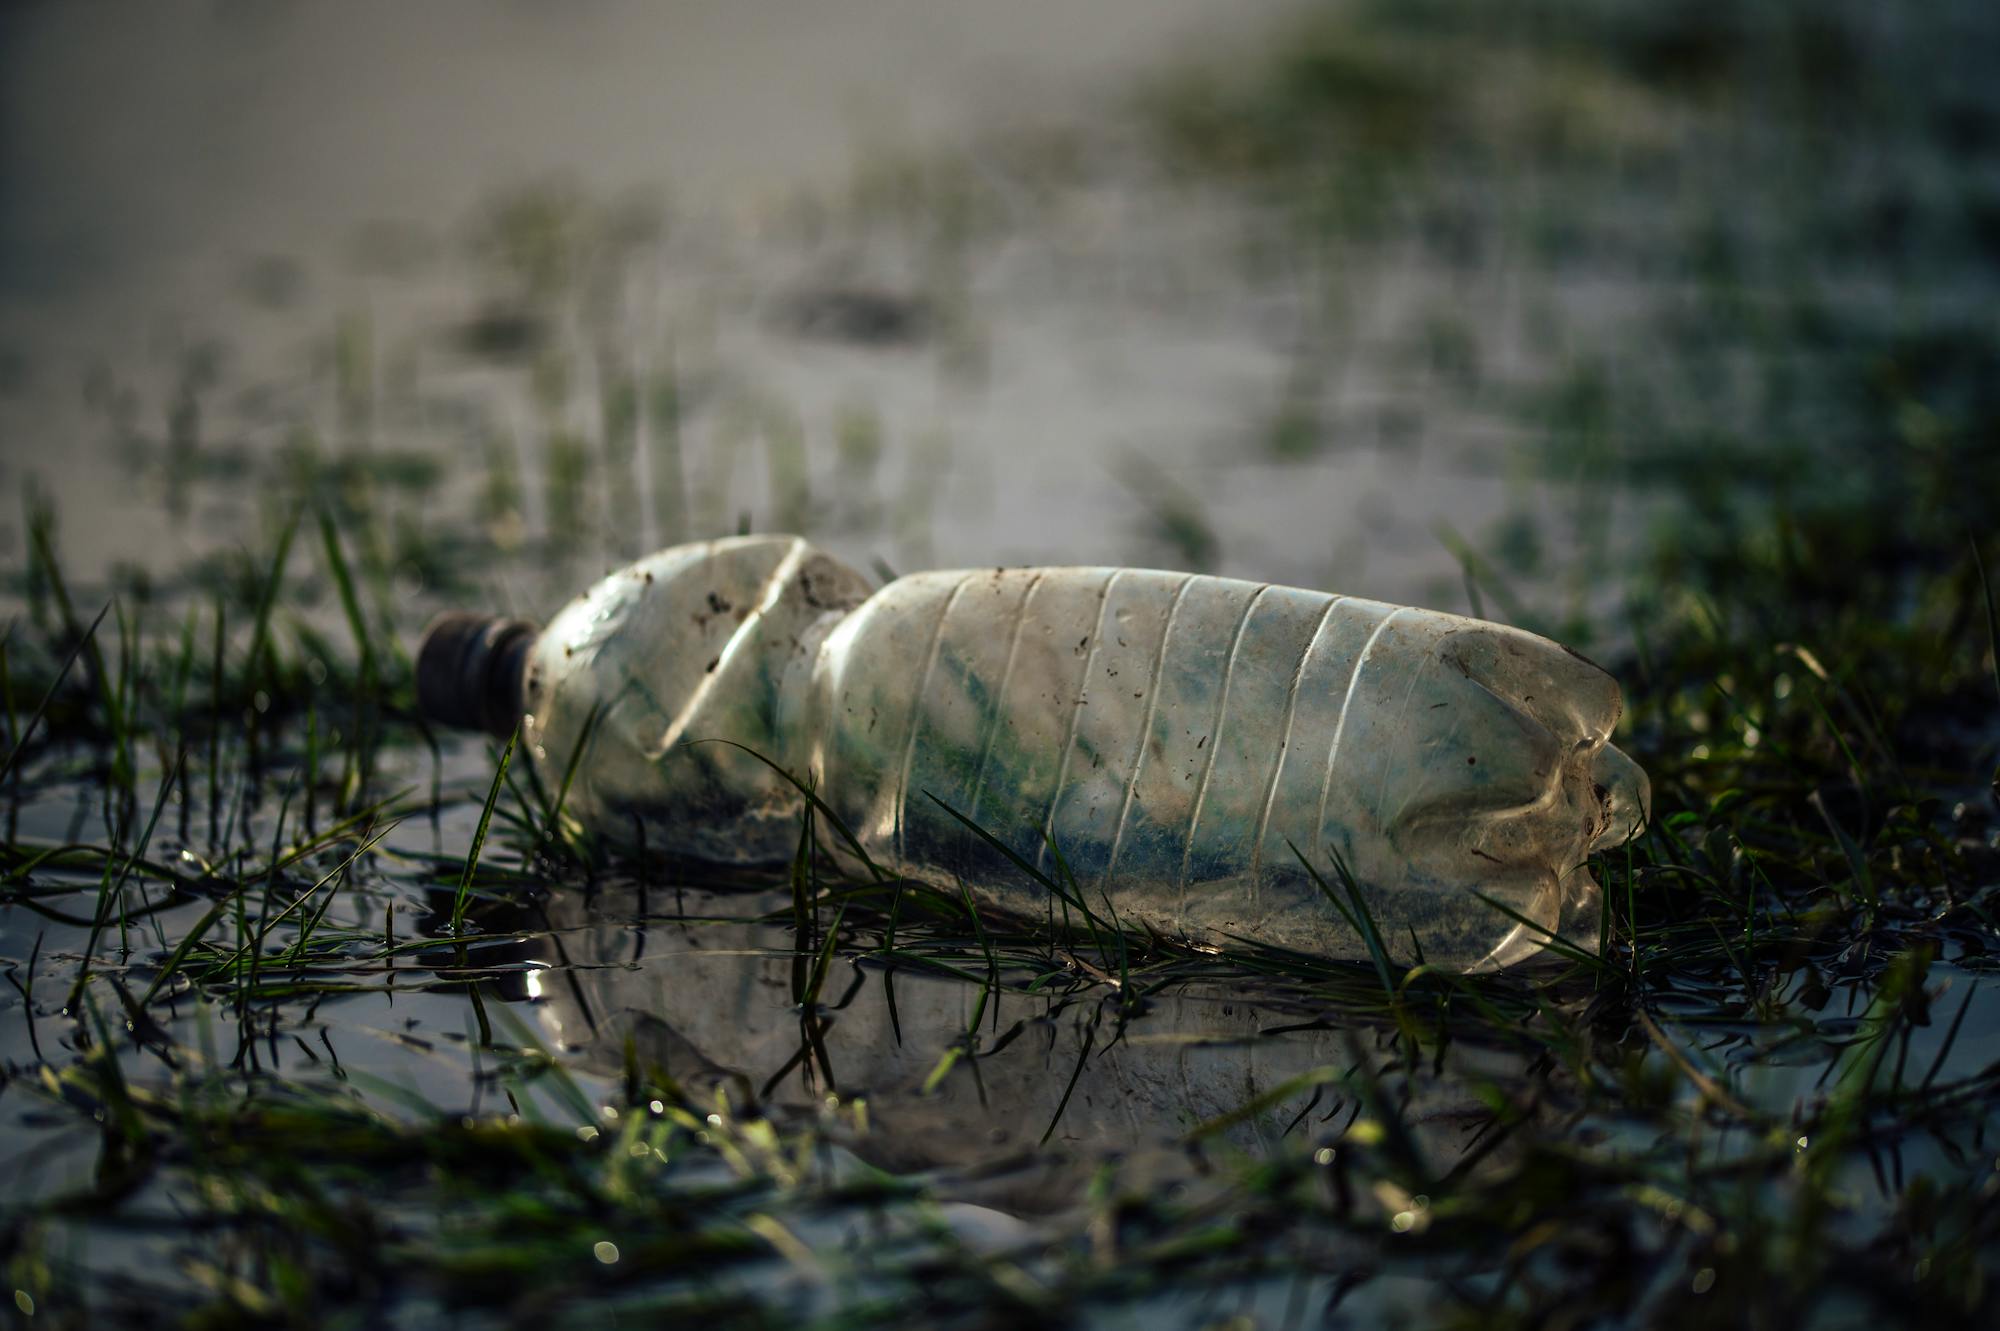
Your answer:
[0,0,1572,611]
[6,753,1990,1321]
[535,884,1531,1190]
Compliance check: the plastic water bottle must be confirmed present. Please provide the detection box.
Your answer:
[418,535,1648,969]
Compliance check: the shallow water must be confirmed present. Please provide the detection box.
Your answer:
[5,751,1992,1323]
[0,0,1616,616]
[533,884,1532,1186]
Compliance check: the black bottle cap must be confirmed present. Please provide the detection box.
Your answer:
[415,612,538,738]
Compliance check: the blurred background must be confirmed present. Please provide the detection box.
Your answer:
[2,0,1996,639]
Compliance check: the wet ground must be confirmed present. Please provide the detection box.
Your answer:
[4,750,1995,1324]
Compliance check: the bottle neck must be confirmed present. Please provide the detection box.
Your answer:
[416,612,538,738]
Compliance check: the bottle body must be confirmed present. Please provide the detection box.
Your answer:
[515,536,1648,970]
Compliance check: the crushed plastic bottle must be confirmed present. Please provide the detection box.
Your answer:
[417,535,1649,969]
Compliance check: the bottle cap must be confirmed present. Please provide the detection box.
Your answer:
[415,612,538,738]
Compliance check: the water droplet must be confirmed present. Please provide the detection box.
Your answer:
[593,1240,619,1264]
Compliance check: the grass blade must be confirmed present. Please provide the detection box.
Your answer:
[0,602,110,790]
[1288,839,1396,998]
[453,724,519,933]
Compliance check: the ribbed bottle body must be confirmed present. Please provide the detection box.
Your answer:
[808,567,1646,969]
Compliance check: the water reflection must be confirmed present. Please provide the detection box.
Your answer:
[532,883,1533,1205]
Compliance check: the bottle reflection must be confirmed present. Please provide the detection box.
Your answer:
[531,884,1535,1206]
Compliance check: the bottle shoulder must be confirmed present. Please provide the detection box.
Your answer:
[522,538,872,831]
[530,537,866,694]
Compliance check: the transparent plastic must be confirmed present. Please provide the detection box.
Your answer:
[509,535,1649,969]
